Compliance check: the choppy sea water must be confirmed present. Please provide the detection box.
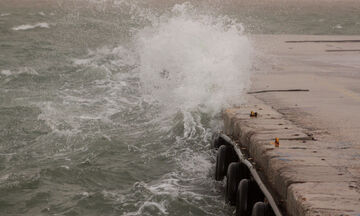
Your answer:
[0,0,359,215]
[0,1,252,215]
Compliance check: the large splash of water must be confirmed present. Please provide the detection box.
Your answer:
[116,3,253,215]
[37,2,253,135]
[136,3,252,113]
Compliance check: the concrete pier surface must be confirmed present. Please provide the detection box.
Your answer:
[224,35,360,215]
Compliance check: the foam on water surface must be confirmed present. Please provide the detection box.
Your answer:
[12,22,50,31]
[0,13,11,17]
[0,70,12,76]
[10,67,39,75]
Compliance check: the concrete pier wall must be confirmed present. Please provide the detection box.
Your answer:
[223,96,360,215]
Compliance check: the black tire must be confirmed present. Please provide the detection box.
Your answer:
[215,145,237,181]
[236,179,249,216]
[212,133,221,149]
[212,134,226,149]
[226,162,250,205]
[236,179,265,216]
[249,181,265,210]
[251,202,265,216]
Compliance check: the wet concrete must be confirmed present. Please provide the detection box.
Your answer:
[224,35,360,215]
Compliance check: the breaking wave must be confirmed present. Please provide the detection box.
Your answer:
[12,22,50,31]
[136,2,252,113]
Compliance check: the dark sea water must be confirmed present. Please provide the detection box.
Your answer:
[0,0,359,215]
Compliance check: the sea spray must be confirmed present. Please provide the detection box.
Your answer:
[120,3,253,215]
[136,3,252,113]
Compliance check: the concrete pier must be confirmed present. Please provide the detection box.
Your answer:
[224,35,360,215]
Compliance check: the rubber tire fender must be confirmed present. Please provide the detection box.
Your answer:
[236,178,250,216]
[215,145,235,181]
[225,162,250,205]
[252,202,275,216]
[212,134,226,149]
[251,202,265,216]
[249,181,265,210]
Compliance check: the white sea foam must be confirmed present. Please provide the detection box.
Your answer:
[0,174,10,182]
[123,197,169,216]
[60,165,70,170]
[81,191,91,197]
[0,13,11,17]
[0,70,12,76]
[73,46,137,68]
[334,24,343,29]
[136,2,252,113]
[38,44,140,139]
[12,22,50,31]
[148,176,180,197]
[20,67,39,75]
[1,67,39,76]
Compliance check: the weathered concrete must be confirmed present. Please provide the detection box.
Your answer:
[224,35,360,215]
[224,97,360,215]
